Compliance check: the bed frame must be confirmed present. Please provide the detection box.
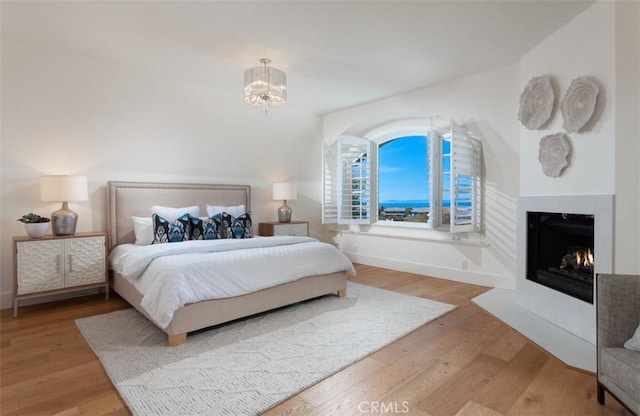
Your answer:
[107,181,347,346]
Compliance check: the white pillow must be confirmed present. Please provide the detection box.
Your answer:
[132,216,153,245]
[206,204,246,218]
[150,205,200,224]
[623,323,640,352]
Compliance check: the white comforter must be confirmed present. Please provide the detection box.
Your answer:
[109,237,355,329]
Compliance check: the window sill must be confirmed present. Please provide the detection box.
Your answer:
[329,225,489,247]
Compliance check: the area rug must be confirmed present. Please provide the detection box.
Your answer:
[76,282,455,415]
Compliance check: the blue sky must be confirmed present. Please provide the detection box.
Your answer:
[378,135,452,203]
[378,136,429,202]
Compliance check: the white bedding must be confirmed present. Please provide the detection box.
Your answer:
[109,236,355,329]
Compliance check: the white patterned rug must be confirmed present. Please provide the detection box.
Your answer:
[76,282,455,415]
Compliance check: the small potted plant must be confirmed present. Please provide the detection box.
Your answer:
[17,213,51,238]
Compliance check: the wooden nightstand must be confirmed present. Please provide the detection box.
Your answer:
[13,231,109,317]
[258,221,309,237]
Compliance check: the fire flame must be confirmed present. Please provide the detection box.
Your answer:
[560,247,595,272]
[575,248,594,268]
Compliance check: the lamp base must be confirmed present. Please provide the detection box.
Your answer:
[277,204,292,223]
[51,202,78,236]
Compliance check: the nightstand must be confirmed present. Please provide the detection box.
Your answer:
[13,231,109,317]
[258,221,309,237]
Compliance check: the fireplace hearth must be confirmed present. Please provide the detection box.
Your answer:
[526,212,595,303]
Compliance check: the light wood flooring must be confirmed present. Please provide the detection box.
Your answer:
[0,264,630,415]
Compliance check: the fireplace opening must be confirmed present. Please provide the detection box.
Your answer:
[526,212,595,303]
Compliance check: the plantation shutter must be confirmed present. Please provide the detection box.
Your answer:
[322,139,339,224]
[450,125,482,233]
[427,128,436,228]
[322,135,373,225]
[338,135,373,224]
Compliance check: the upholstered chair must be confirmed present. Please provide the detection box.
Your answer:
[597,273,640,415]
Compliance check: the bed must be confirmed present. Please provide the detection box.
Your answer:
[107,181,352,346]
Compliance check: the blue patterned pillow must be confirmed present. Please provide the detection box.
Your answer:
[213,212,233,239]
[189,216,204,240]
[233,212,254,239]
[212,212,253,239]
[152,213,190,244]
[189,216,219,240]
[202,218,219,240]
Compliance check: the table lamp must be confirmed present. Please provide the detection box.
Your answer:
[41,175,88,235]
[272,182,297,223]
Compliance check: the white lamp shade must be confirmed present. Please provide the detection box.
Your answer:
[244,60,287,108]
[272,183,297,201]
[41,175,88,202]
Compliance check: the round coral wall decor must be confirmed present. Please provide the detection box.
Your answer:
[539,133,571,177]
[561,76,599,133]
[518,75,555,130]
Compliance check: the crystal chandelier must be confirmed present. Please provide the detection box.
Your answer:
[243,58,286,111]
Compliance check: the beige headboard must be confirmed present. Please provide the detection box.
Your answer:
[107,181,251,250]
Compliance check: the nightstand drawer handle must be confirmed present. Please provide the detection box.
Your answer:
[68,255,73,272]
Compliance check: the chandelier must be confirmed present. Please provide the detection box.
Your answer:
[243,58,286,111]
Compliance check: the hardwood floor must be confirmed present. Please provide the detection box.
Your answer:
[0,264,630,415]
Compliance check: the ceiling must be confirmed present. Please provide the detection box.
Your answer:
[1,1,594,115]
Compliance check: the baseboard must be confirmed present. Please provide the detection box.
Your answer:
[345,252,516,290]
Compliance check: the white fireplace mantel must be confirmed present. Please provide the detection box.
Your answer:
[516,194,614,345]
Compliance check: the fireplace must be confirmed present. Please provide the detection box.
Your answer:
[517,195,613,345]
[526,212,595,303]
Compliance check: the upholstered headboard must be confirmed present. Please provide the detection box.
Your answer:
[107,181,251,250]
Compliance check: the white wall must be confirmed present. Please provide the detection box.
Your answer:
[323,64,521,289]
[519,1,616,196]
[519,0,639,274]
[3,1,637,311]
[514,1,639,343]
[322,0,640,289]
[0,37,324,308]
[613,0,640,274]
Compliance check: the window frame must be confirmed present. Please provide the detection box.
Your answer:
[323,117,482,235]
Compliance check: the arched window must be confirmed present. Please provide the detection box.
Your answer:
[323,117,482,233]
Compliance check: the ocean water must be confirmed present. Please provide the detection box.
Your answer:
[380,200,437,208]
[379,200,471,209]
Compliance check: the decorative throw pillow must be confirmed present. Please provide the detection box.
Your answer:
[202,218,219,240]
[152,213,190,244]
[233,212,254,239]
[214,212,253,239]
[189,216,204,240]
[214,212,234,239]
[623,323,640,352]
[189,216,219,240]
